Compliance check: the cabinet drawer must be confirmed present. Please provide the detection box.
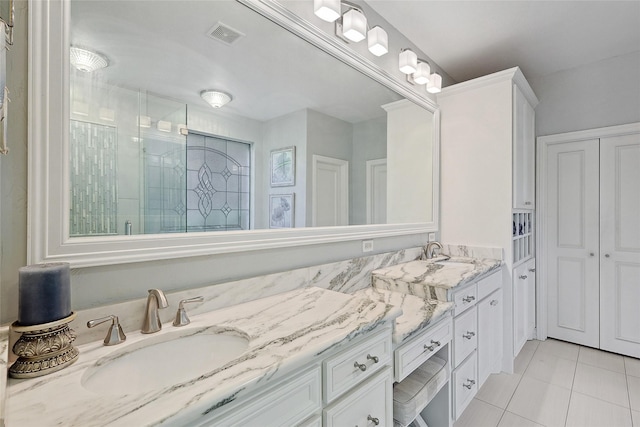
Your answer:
[324,367,393,427]
[203,366,321,427]
[453,352,478,420]
[394,317,452,382]
[324,328,392,404]
[453,306,478,368]
[477,271,502,301]
[453,284,478,316]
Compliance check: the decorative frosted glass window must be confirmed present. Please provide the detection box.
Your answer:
[185,133,251,232]
[69,120,118,236]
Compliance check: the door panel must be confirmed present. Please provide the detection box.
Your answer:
[600,134,640,357]
[546,139,600,347]
[312,155,349,227]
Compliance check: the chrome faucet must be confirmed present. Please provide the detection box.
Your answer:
[424,241,443,259]
[141,289,168,334]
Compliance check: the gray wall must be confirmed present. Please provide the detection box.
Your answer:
[351,117,387,225]
[0,1,437,323]
[530,52,640,136]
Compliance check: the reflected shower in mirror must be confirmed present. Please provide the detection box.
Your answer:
[69,0,434,236]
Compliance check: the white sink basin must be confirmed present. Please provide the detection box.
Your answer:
[81,327,250,395]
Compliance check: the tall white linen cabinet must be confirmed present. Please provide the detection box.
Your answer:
[438,67,539,373]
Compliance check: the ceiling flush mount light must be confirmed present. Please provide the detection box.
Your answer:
[368,26,388,57]
[399,49,418,75]
[70,47,108,72]
[200,90,233,108]
[341,8,367,42]
[412,61,431,85]
[427,72,443,94]
[314,0,341,22]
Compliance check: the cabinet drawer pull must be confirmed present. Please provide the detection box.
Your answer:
[462,295,475,303]
[366,354,379,363]
[424,339,442,352]
[463,379,476,389]
[353,361,367,372]
[367,415,380,425]
[463,331,475,340]
[528,268,536,273]
[519,274,528,280]
[490,299,499,306]
[524,201,532,205]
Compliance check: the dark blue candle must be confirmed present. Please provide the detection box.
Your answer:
[18,263,71,325]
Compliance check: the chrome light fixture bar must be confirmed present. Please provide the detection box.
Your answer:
[70,47,108,72]
[314,0,388,57]
[200,90,233,108]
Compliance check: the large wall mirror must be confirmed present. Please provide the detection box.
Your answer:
[29,0,440,267]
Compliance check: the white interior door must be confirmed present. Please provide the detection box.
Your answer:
[366,159,387,224]
[545,139,600,347]
[600,133,640,357]
[312,155,349,227]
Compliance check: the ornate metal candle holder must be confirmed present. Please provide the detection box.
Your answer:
[9,312,79,379]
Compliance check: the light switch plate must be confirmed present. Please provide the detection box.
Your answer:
[428,233,436,242]
[362,240,374,252]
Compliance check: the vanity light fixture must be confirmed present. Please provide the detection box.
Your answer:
[398,49,418,75]
[137,115,151,128]
[341,8,367,42]
[70,47,108,73]
[315,1,388,56]
[367,26,388,57]
[314,0,341,23]
[426,72,442,93]
[157,120,172,133]
[200,90,233,108]
[412,61,431,85]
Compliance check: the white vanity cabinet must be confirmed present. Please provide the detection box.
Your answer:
[513,258,536,356]
[199,325,393,427]
[439,67,538,374]
[513,84,536,209]
[446,271,502,420]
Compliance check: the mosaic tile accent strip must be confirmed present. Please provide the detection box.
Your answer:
[69,120,118,236]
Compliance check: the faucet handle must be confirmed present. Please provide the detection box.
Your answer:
[87,315,126,346]
[173,297,204,327]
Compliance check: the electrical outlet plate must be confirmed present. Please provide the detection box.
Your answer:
[362,240,374,252]
[428,233,436,242]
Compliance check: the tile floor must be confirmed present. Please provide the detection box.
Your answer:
[454,339,640,427]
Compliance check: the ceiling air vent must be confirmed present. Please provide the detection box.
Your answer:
[207,22,245,46]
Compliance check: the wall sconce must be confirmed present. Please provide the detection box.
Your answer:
[70,47,109,73]
[200,90,233,108]
[426,73,442,93]
[314,0,388,57]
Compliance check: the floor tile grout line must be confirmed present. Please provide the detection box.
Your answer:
[562,345,582,427]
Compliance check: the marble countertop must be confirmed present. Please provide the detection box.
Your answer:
[5,287,400,427]
[352,288,453,346]
[372,256,502,300]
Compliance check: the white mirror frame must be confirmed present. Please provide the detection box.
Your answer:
[28,0,440,268]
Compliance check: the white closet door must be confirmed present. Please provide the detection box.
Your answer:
[600,133,640,357]
[546,139,600,347]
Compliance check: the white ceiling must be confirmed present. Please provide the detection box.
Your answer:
[70,0,402,123]
[367,0,640,83]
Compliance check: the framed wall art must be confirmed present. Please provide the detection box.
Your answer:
[270,146,295,187]
[269,193,294,228]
